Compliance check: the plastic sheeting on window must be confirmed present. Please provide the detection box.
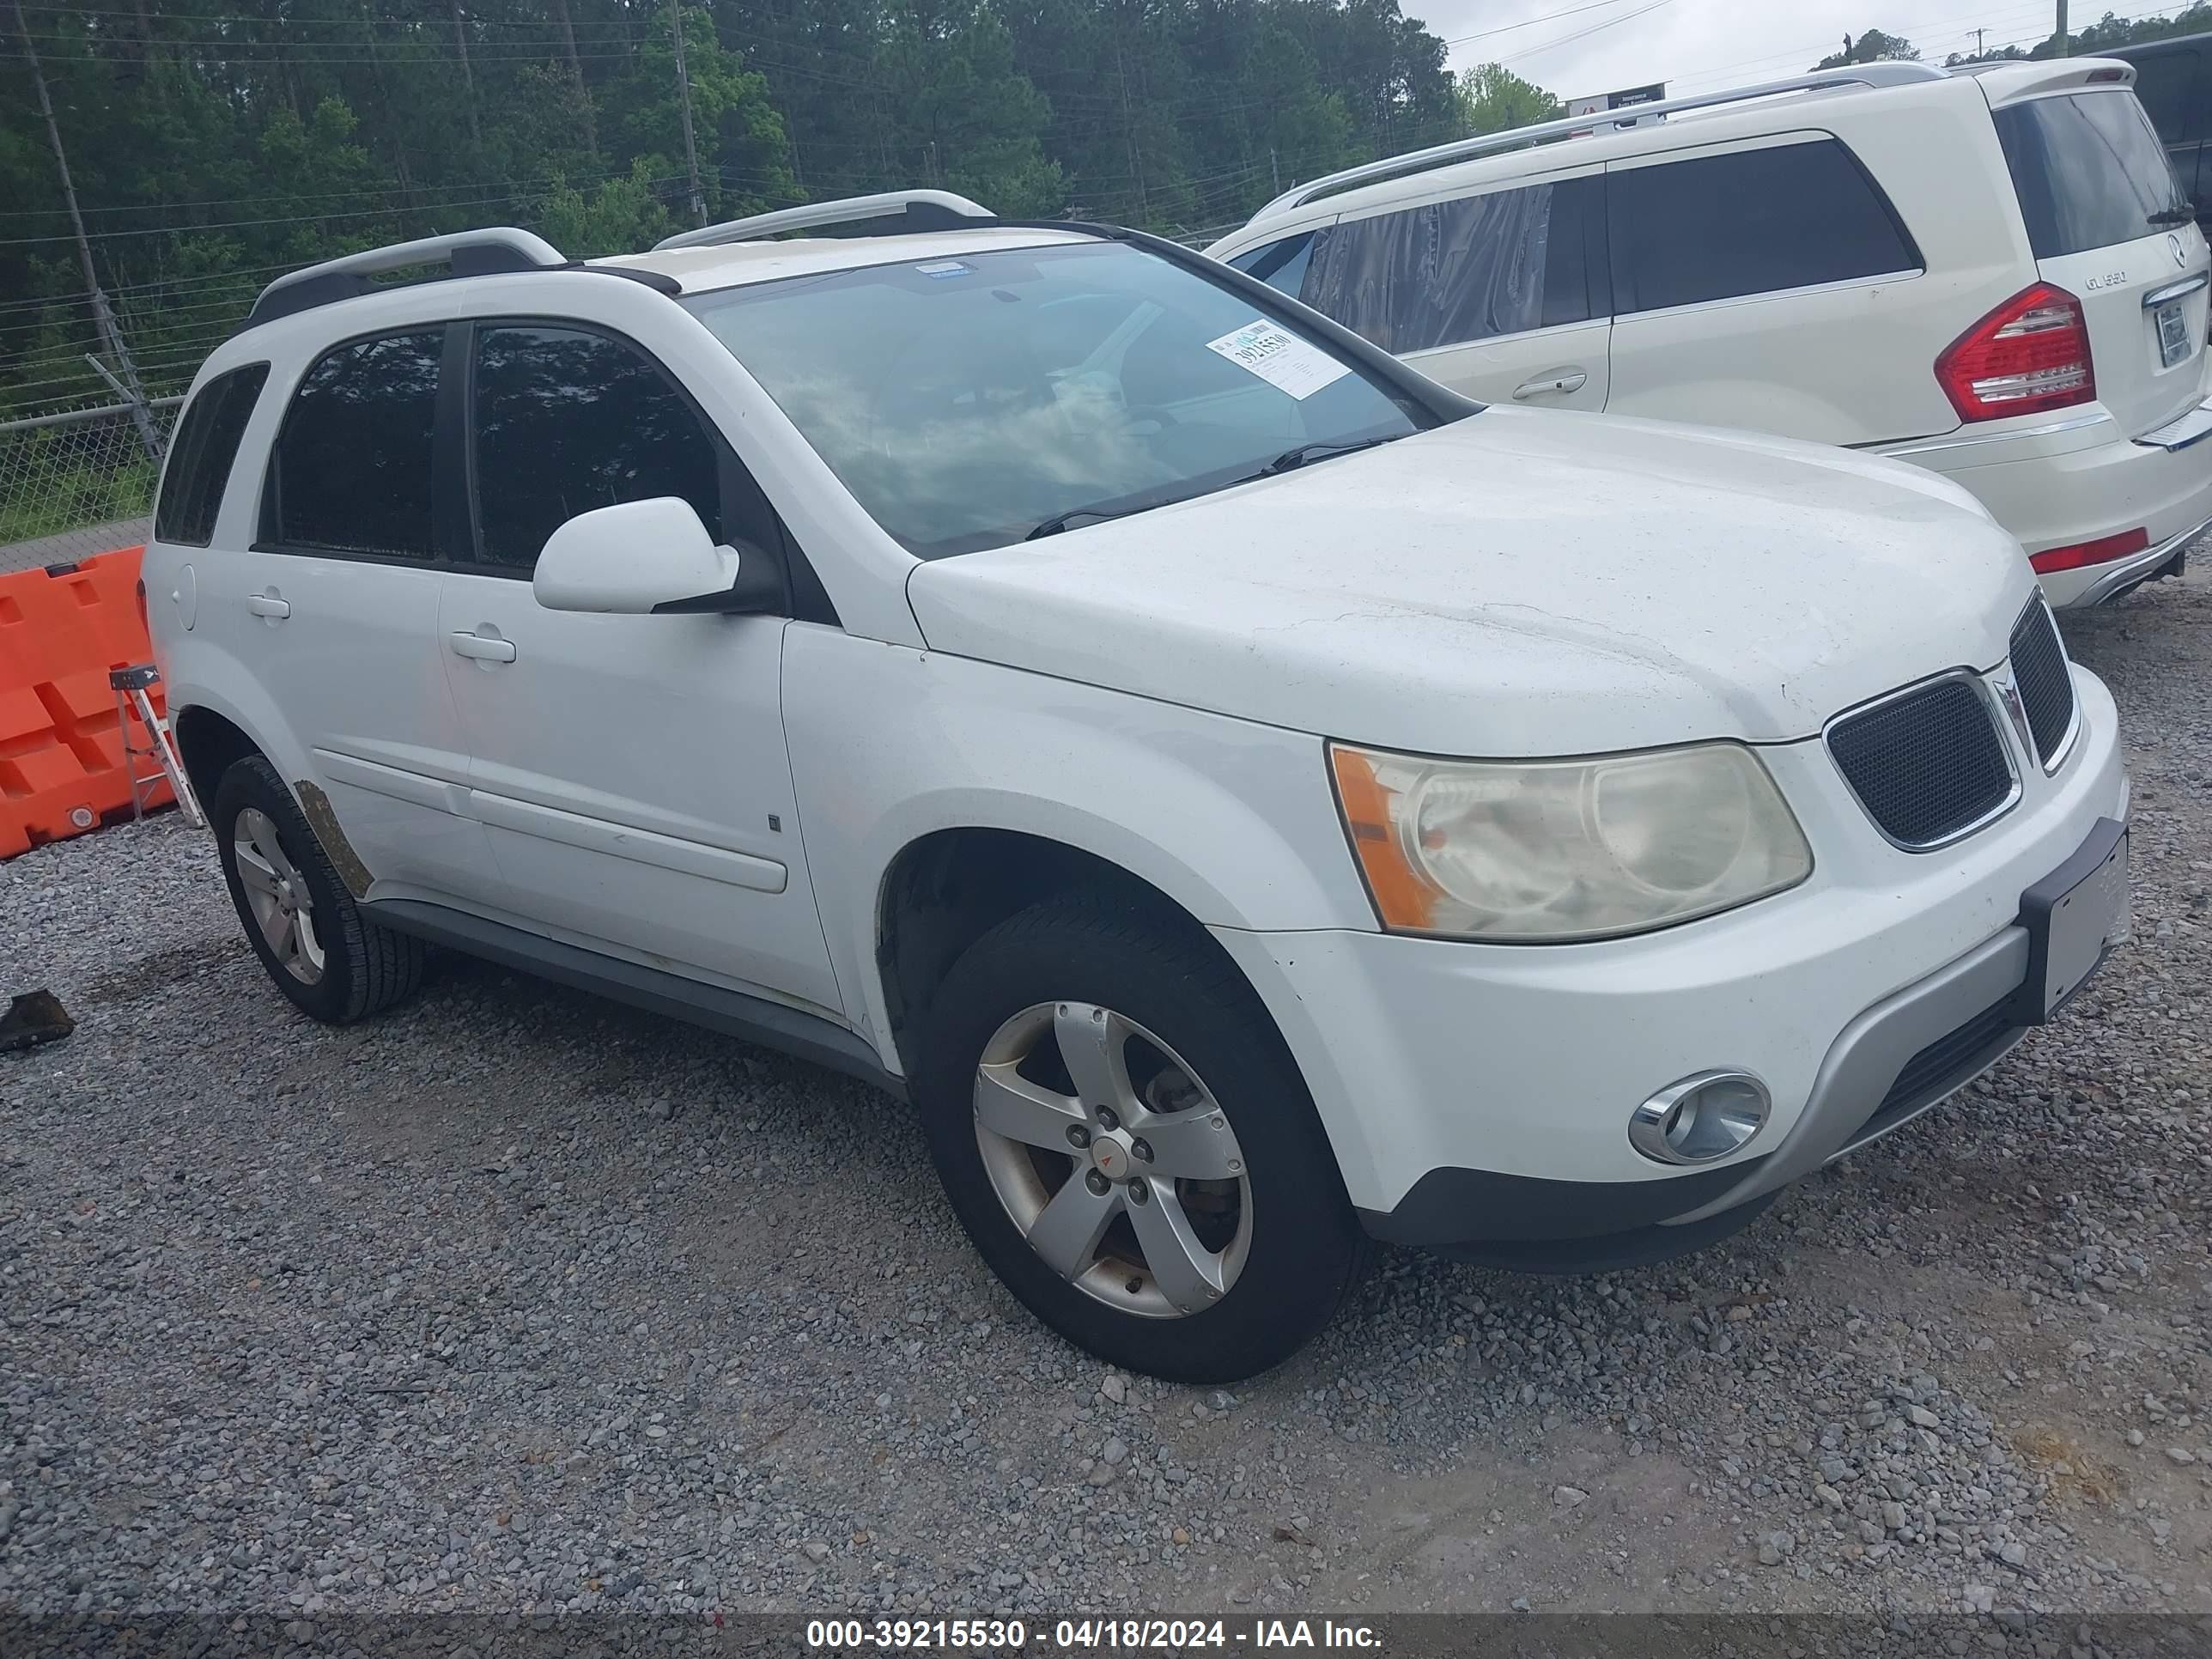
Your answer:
[1302,185,1553,355]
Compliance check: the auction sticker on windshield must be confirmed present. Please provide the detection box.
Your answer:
[1205,319,1350,399]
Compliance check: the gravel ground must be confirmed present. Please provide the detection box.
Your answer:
[3,568,2209,1624]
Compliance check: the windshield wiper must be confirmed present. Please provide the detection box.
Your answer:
[1024,503,1146,541]
[1022,434,1404,541]
[2149,205,2197,227]
[1262,434,1399,475]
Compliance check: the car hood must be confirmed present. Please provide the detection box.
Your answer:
[902,407,2037,757]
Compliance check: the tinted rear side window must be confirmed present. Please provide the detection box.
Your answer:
[155,363,268,547]
[1609,138,1919,313]
[1227,233,1316,299]
[470,325,726,571]
[1299,178,1593,353]
[1996,91,2193,258]
[263,331,442,559]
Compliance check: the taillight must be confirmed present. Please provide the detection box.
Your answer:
[2030,527,2148,574]
[1935,283,2095,422]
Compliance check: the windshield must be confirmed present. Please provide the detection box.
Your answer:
[683,240,1431,556]
[1994,90,2193,258]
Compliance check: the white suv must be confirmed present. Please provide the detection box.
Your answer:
[1209,59,2212,611]
[144,193,2130,1382]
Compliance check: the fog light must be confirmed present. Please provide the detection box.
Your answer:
[1629,1071,1770,1165]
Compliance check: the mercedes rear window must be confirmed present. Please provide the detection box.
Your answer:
[1995,90,2193,258]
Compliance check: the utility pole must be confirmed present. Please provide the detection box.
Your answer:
[1115,41,1148,226]
[668,2,706,228]
[2055,0,2069,56]
[12,0,159,459]
[450,3,482,149]
[1270,146,1280,197]
[1973,27,1985,57]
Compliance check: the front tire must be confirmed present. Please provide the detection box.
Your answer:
[211,755,423,1024]
[915,892,1364,1382]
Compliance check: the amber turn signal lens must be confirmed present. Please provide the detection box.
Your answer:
[1328,744,1441,931]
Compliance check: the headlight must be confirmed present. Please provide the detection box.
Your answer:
[1329,741,1813,941]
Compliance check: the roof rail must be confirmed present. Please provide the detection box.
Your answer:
[654,189,993,251]
[246,228,567,327]
[1246,62,1950,222]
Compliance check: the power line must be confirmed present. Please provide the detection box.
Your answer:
[1493,0,1676,69]
[1441,0,1657,50]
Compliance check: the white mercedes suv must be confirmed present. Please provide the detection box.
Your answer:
[1209,58,2212,611]
[143,191,2131,1382]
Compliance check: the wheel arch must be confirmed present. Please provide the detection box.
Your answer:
[172,702,262,814]
[873,824,1231,1081]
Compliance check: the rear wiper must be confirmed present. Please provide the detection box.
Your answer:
[1262,434,1398,475]
[2149,205,2197,226]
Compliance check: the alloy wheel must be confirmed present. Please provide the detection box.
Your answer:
[232,806,325,985]
[973,1001,1251,1318]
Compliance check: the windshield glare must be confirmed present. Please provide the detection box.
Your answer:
[684,240,1428,556]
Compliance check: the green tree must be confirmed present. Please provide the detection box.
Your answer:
[1813,28,1920,70]
[0,0,1485,428]
[1458,64,1564,137]
[538,163,680,257]
[878,2,1066,216]
[601,4,793,218]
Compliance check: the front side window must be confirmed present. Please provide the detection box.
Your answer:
[684,240,1431,556]
[471,325,724,570]
[155,362,268,547]
[1300,179,1589,353]
[263,331,441,559]
[1996,91,2195,258]
[1609,138,1919,314]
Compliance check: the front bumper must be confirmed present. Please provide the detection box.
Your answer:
[1207,668,2129,1269]
[1363,838,2129,1274]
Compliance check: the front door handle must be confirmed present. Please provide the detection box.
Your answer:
[1511,369,1588,401]
[448,630,517,664]
[246,592,290,619]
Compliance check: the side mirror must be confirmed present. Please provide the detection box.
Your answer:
[533,497,757,615]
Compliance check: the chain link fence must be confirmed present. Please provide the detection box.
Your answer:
[0,397,179,574]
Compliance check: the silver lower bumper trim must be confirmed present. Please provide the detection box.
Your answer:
[2068,511,2210,608]
[2133,395,2212,452]
[1663,927,2031,1226]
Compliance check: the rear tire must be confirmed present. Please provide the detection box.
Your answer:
[915,891,1364,1382]
[211,755,423,1024]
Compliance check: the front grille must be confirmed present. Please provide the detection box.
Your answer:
[2008,599,2075,766]
[1838,995,2021,1157]
[1827,678,2014,848]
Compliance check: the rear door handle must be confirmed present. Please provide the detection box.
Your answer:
[246,592,290,619]
[1511,369,1588,400]
[448,631,517,664]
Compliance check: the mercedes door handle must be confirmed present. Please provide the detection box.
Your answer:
[448,631,517,664]
[1511,369,1588,401]
[246,592,290,619]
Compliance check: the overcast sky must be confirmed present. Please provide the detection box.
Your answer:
[1411,0,2160,104]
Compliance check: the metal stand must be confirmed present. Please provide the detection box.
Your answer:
[109,665,204,829]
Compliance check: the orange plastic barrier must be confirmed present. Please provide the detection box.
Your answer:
[0,546,170,860]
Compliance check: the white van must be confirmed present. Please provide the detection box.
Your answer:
[1210,60,2212,610]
